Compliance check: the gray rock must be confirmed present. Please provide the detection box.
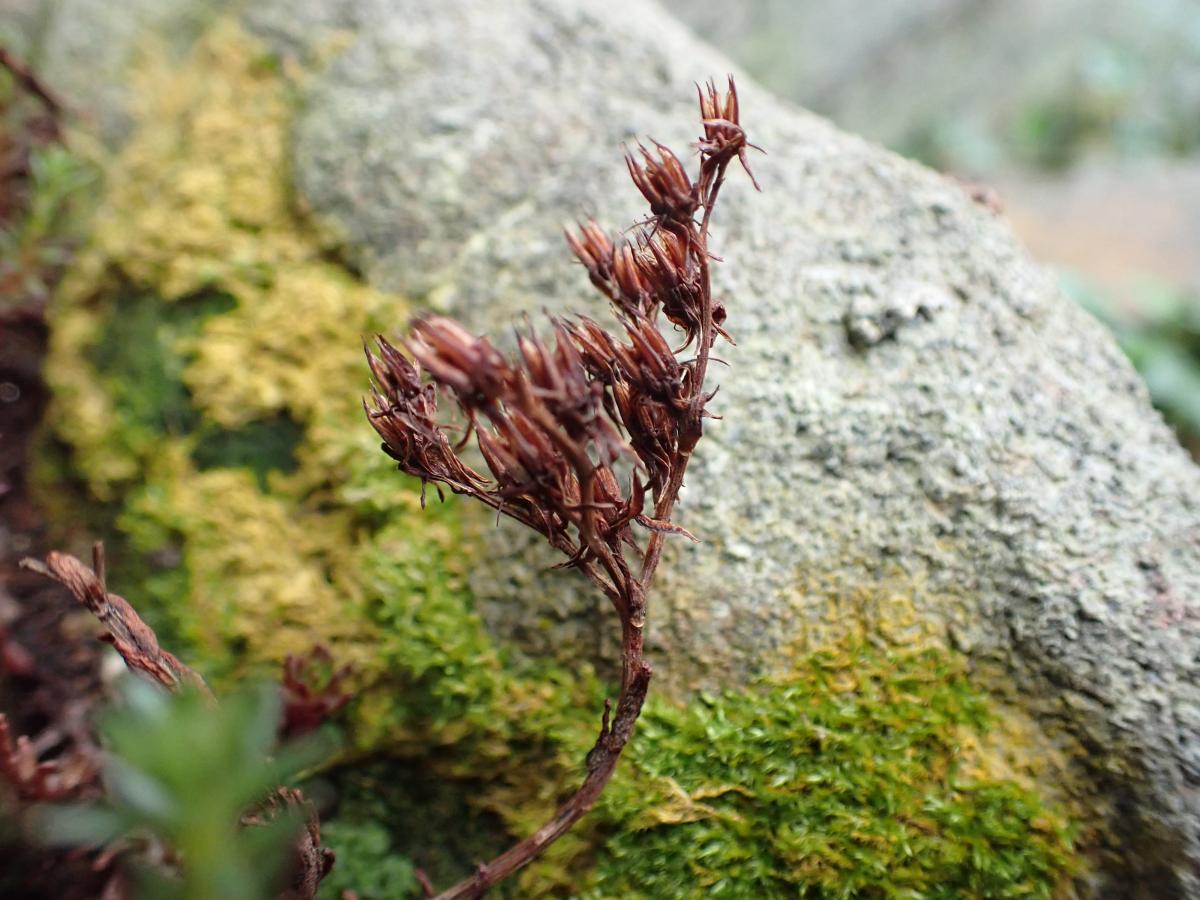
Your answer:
[14,0,1200,892]
[0,0,50,59]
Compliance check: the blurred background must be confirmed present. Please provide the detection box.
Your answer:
[665,0,1200,456]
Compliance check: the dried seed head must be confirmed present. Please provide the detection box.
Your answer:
[635,231,705,346]
[358,75,759,898]
[365,336,486,498]
[566,220,617,298]
[559,316,620,384]
[516,325,626,465]
[626,141,699,228]
[407,317,510,409]
[616,315,688,409]
[697,75,760,189]
[611,240,652,315]
[476,406,586,547]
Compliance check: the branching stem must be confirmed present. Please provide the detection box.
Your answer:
[368,77,757,898]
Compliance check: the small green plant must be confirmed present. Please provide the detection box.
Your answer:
[4,548,342,899]
[39,679,324,900]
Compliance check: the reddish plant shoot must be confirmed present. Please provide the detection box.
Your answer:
[365,77,759,898]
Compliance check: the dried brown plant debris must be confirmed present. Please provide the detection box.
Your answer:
[280,645,353,740]
[242,787,337,900]
[0,713,95,803]
[366,76,759,898]
[21,544,212,699]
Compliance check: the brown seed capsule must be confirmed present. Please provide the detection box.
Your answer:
[697,75,760,189]
[611,241,651,314]
[626,141,700,227]
[565,219,617,298]
[406,316,511,409]
[364,337,487,500]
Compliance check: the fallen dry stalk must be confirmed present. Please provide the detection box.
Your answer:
[365,77,759,897]
[21,544,212,698]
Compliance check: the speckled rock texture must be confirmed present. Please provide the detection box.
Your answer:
[15,0,1200,892]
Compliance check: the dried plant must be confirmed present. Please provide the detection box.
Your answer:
[365,76,759,898]
[21,546,212,699]
[279,645,353,740]
[0,714,95,803]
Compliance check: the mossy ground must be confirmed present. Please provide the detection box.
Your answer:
[42,19,1083,897]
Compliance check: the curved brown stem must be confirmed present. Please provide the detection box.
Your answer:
[433,625,651,900]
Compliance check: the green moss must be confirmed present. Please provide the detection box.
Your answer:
[317,819,421,900]
[589,642,1079,898]
[318,762,517,899]
[84,288,236,443]
[191,414,303,486]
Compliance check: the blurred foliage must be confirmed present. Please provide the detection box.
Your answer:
[668,3,1200,176]
[317,762,518,899]
[0,63,97,313]
[316,819,420,899]
[1064,273,1200,454]
[38,679,325,900]
[905,40,1200,174]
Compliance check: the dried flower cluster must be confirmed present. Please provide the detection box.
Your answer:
[365,77,758,898]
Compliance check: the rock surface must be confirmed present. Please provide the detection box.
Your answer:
[258,4,1200,889]
[15,0,1200,892]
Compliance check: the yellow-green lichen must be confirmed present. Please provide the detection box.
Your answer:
[43,21,400,677]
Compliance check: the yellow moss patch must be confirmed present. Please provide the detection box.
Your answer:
[120,455,369,670]
[183,263,385,428]
[42,19,408,681]
[97,22,311,300]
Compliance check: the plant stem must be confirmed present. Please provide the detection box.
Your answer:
[433,623,650,900]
